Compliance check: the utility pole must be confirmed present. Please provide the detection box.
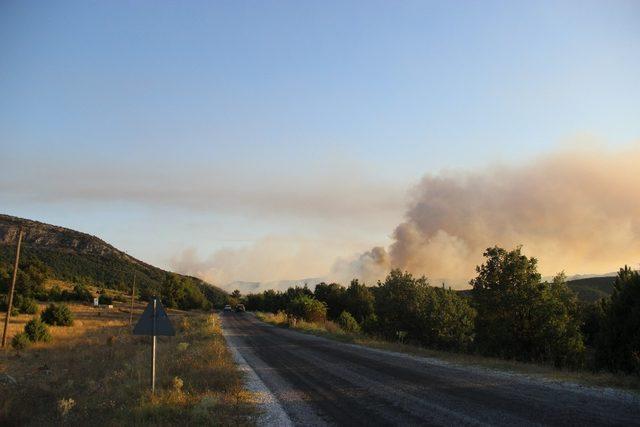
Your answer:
[2,228,24,347]
[129,273,136,327]
[151,297,157,394]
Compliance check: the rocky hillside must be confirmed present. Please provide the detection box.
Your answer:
[0,214,137,260]
[0,214,228,308]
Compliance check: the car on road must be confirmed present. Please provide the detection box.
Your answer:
[235,304,245,313]
[223,304,232,312]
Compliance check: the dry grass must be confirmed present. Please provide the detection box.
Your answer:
[255,312,640,393]
[0,301,257,426]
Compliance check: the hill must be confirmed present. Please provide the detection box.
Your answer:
[0,214,227,309]
[566,275,616,303]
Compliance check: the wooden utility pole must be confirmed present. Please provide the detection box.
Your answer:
[151,298,157,394]
[2,228,24,347]
[129,273,136,327]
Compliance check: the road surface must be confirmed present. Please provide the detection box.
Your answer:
[222,312,640,426]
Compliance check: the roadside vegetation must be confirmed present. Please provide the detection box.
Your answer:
[247,246,640,389]
[0,297,257,425]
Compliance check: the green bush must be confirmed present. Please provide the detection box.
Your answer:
[24,318,51,342]
[98,294,113,305]
[71,284,93,302]
[287,296,327,323]
[41,303,74,326]
[18,297,39,314]
[11,332,31,351]
[337,311,361,333]
[361,314,380,335]
[0,296,19,316]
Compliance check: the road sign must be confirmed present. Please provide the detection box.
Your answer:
[133,299,175,336]
[133,298,175,394]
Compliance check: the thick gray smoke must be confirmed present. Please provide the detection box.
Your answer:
[334,146,640,287]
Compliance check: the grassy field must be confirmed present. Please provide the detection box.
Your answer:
[255,311,640,393]
[0,296,257,425]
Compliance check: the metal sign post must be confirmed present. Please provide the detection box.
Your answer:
[133,297,174,394]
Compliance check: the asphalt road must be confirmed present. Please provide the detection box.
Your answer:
[222,312,640,426]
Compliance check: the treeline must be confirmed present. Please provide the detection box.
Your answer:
[245,246,640,374]
[0,246,228,310]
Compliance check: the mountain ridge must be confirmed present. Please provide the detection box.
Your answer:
[0,213,227,308]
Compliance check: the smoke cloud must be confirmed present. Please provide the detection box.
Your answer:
[336,146,640,287]
[171,236,354,290]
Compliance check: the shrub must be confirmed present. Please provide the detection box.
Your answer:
[18,297,39,315]
[98,294,113,305]
[287,296,327,323]
[11,332,30,351]
[0,297,19,316]
[72,284,93,302]
[337,311,361,333]
[361,314,380,335]
[24,318,51,342]
[41,303,74,326]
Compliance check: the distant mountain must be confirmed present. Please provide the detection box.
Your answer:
[0,214,227,307]
[228,277,324,294]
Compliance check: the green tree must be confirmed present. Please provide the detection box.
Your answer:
[343,279,374,323]
[595,266,640,373]
[314,282,346,319]
[471,246,584,366]
[415,286,476,351]
[374,270,426,341]
[374,270,475,350]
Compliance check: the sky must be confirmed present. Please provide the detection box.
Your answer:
[1,1,639,289]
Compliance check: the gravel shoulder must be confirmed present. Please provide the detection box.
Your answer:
[222,312,640,426]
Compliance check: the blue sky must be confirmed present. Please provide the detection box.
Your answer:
[1,1,639,285]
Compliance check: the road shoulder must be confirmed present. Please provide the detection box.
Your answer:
[221,316,294,427]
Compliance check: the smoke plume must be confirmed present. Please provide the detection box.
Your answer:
[336,146,640,287]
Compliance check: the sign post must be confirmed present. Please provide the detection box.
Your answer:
[133,297,174,393]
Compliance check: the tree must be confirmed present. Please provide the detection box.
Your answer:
[415,286,476,351]
[471,246,584,366]
[374,270,475,350]
[374,270,426,341]
[314,282,346,319]
[343,279,374,323]
[595,266,640,373]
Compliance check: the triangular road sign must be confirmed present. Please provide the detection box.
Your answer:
[133,299,175,336]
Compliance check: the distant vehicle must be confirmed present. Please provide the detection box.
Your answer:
[235,304,245,313]
[223,304,232,312]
